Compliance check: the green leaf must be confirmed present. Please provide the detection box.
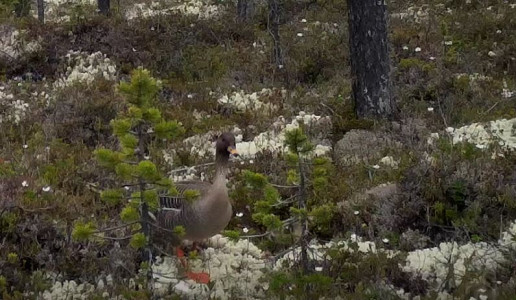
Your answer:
[120,134,138,150]
[130,232,147,249]
[143,107,161,123]
[111,118,132,136]
[244,170,268,189]
[95,148,122,168]
[118,68,160,107]
[183,189,201,202]
[137,161,159,181]
[7,252,18,264]
[143,190,159,211]
[121,205,140,222]
[290,207,308,219]
[284,128,309,154]
[223,230,240,241]
[285,152,299,167]
[264,185,280,203]
[155,177,173,189]
[154,120,185,140]
[262,214,283,230]
[100,188,124,206]
[287,169,299,185]
[72,221,96,241]
[173,225,186,237]
[115,163,134,180]
[127,106,143,120]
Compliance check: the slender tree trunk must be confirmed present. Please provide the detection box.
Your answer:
[268,0,283,67]
[347,0,395,119]
[137,125,153,291]
[37,0,44,23]
[298,158,309,274]
[97,0,110,16]
[237,0,254,22]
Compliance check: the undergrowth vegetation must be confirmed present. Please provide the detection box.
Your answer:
[1,0,516,299]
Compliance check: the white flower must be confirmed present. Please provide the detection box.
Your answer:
[23,144,28,149]
[144,155,150,160]
[444,40,453,46]
[427,107,434,112]
[354,211,360,216]
[243,227,249,233]
[382,238,389,244]
[488,51,496,57]
[402,45,409,50]
[236,212,244,217]
[249,159,254,164]
[415,47,422,52]
[187,94,193,99]
[42,186,51,192]
[297,33,304,37]
[315,266,323,272]
[496,30,502,34]
[429,56,436,60]
[372,164,380,169]
[124,186,130,190]
[22,180,29,187]
[301,18,307,23]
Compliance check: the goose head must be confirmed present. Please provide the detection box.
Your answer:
[215,132,239,160]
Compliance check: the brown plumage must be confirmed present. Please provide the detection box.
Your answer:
[154,132,238,244]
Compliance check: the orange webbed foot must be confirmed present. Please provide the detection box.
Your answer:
[186,271,210,284]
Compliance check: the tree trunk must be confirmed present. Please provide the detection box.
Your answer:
[347,0,395,119]
[97,0,110,16]
[237,0,254,22]
[37,0,44,23]
[268,0,283,67]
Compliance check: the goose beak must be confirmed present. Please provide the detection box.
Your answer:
[227,146,239,157]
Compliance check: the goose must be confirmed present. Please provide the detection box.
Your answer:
[155,132,238,283]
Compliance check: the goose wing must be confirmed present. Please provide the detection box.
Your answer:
[155,181,212,228]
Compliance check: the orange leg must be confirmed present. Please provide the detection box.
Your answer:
[176,246,210,284]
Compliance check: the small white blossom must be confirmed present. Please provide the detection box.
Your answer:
[42,186,51,192]
[427,107,434,112]
[315,266,323,272]
[488,51,496,57]
[236,212,244,217]
[372,164,380,169]
[301,18,307,23]
[22,180,29,187]
[382,238,389,244]
[402,45,409,50]
[297,33,304,37]
[444,41,453,46]
[243,227,249,233]
[23,144,28,149]
[354,211,360,216]
[415,47,421,52]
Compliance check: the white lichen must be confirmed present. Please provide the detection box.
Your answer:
[53,51,117,90]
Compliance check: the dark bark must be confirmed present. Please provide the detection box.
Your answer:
[347,0,395,119]
[298,158,309,274]
[237,0,254,22]
[97,0,110,16]
[268,0,283,67]
[37,0,44,23]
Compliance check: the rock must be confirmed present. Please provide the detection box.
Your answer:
[334,130,402,167]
